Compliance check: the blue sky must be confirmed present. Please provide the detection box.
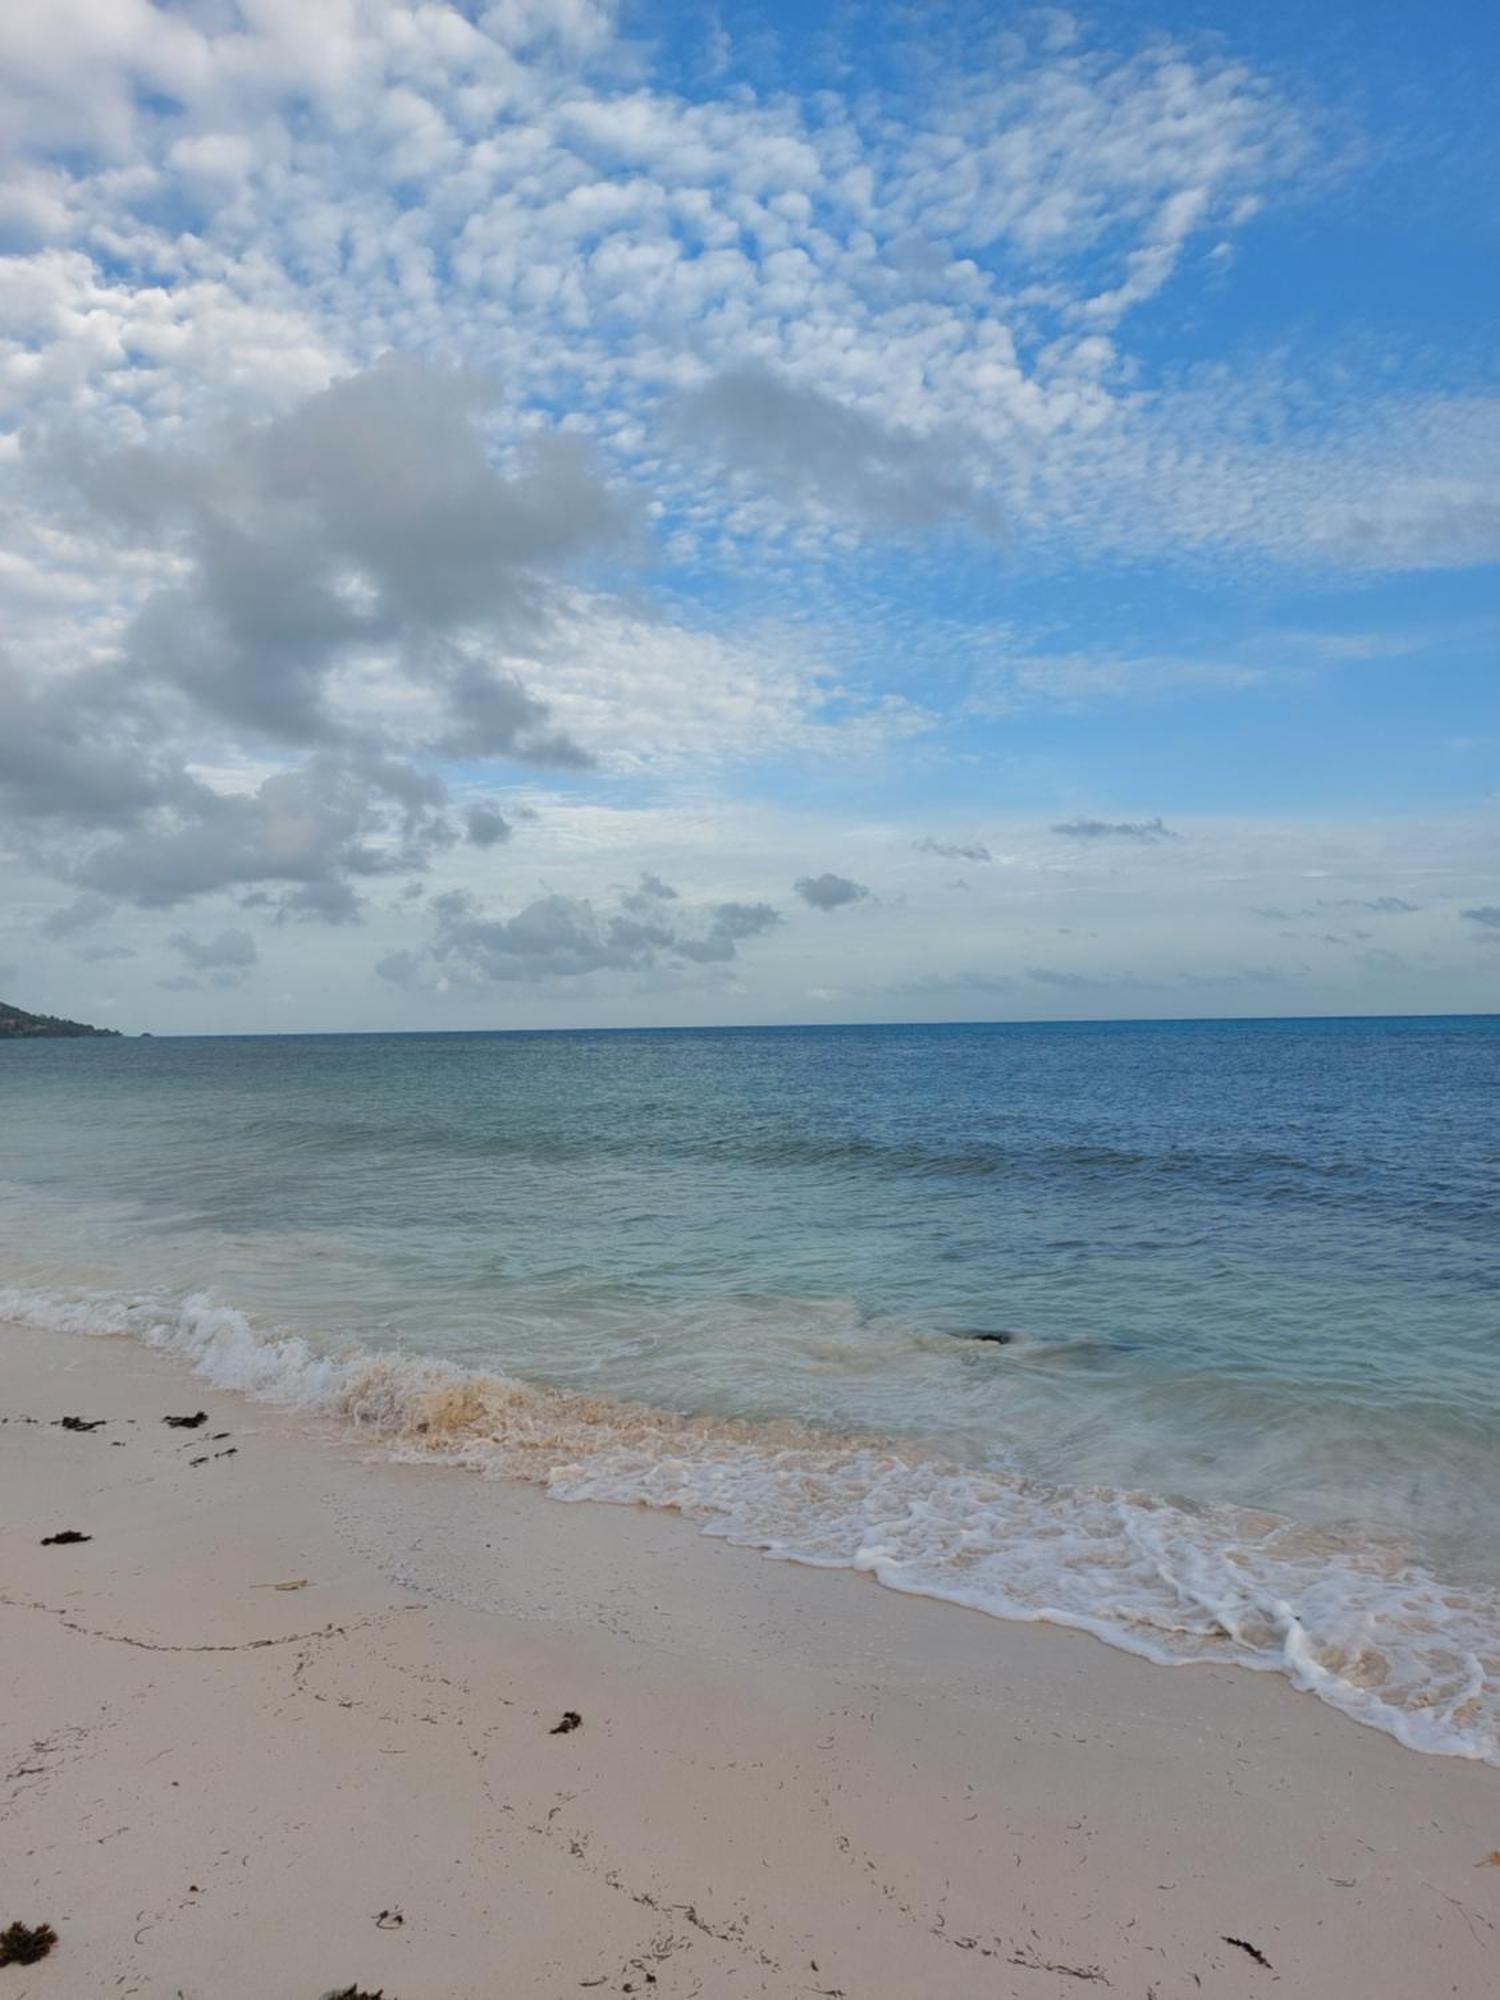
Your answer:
[0,0,1495,1029]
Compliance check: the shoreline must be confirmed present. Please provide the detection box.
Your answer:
[7,1281,1497,1767]
[4,1313,1498,1998]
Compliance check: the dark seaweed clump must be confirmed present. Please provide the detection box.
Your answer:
[0,1921,58,1966]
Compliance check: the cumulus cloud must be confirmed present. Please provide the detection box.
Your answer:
[435,662,594,768]
[1,359,646,925]
[0,652,173,829]
[2,348,933,941]
[52,357,621,754]
[380,879,780,989]
[1050,817,1178,841]
[75,756,456,913]
[794,872,871,910]
[465,804,513,849]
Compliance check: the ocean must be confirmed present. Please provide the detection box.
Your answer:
[3,1017,1497,1759]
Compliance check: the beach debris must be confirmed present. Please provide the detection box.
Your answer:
[1005,1945,1109,1982]
[54,1415,106,1432]
[319,1987,389,1999]
[216,1446,238,1458]
[550,1710,584,1735]
[40,1529,92,1545]
[189,1455,209,1466]
[0,1921,58,1966]
[163,1411,208,1429]
[1222,1936,1274,1970]
[255,1578,310,1592]
[374,1909,403,1929]
[1479,1852,1500,1867]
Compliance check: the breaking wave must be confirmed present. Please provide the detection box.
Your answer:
[5,1282,1499,1766]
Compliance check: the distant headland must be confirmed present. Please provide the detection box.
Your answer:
[0,999,121,1039]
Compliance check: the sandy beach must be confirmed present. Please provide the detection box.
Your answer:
[2,1314,1496,2000]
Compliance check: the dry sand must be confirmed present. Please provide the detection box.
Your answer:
[2,1314,1497,1999]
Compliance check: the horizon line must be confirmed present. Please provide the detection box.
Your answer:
[36,1008,1500,1041]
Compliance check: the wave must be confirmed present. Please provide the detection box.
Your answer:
[4,1282,1498,1766]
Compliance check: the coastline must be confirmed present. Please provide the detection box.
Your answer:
[4,1316,1498,1998]
[9,1282,1497,1767]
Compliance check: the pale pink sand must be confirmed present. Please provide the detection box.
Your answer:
[2,1315,1497,1999]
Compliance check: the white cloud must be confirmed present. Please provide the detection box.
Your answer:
[6,0,1423,572]
[513,594,934,772]
[2,2,1494,1028]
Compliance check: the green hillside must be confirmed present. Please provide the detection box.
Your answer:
[0,999,120,1039]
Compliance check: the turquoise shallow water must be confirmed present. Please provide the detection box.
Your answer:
[3,1017,1498,1756]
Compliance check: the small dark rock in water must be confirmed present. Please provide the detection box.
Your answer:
[40,1529,91,1546]
[550,1710,583,1735]
[0,1921,58,1966]
[958,1329,1017,1346]
[55,1416,106,1432]
[164,1411,208,1429]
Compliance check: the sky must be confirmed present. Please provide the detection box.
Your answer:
[1,0,1496,1033]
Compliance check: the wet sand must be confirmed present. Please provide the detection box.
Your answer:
[2,1314,1497,1998]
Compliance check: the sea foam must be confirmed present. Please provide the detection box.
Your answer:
[4,1282,1498,1765]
